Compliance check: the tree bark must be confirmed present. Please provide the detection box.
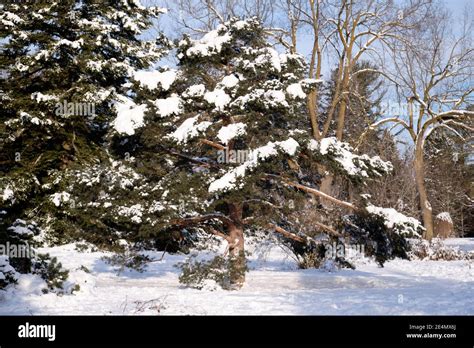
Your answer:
[319,169,334,209]
[335,58,351,141]
[414,143,434,240]
[227,202,245,288]
[307,0,322,140]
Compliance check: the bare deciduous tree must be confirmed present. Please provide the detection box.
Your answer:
[294,0,431,204]
[360,4,474,239]
[163,0,276,36]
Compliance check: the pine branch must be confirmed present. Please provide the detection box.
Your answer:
[265,174,360,212]
[170,214,234,228]
[268,223,306,243]
[314,221,342,237]
[200,138,226,150]
[286,180,359,211]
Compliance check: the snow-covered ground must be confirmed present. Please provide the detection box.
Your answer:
[1,238,473,315]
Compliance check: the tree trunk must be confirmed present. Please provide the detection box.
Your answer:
[336,97,347,141]
[414,145,434,240]
[308,90,320,139]
[317,164,335,209]
[227,203,245,288]
[335,61,350,141]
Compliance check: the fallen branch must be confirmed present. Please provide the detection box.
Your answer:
[314,221,342,237]
[200,138,226,150]
[284,181,360,212]
[262,174,359,212]
[268,223,306,243]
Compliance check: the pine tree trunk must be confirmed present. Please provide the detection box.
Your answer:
[320,174,334,208]
[317,164,334,209]
[227,203,245,288]
[414,144,434,240]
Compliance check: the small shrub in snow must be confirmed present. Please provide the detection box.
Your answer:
[408,238,471,261]
[0,255,18,290]
[343,213,410,266]
[178,254,247,290]
[32,254,79,294]
[74,242,98,253]
[278,237,356,270]
[102,251,152,275]
[0,217,76,293]
[296,249,326,269]
[283,240,325,269]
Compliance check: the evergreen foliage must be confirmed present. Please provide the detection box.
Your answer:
[0,5,425,291]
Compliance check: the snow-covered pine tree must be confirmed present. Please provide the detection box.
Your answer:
[0,0,167,285]
[114,17,418,288]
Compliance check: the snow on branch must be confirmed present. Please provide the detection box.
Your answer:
[113,96,148,135]
[366,205,423,237]
[133,69,178,91]
[208,138,300,193]
[168,116,212,144]
[309,137,393,179]
[177,17,253,59]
